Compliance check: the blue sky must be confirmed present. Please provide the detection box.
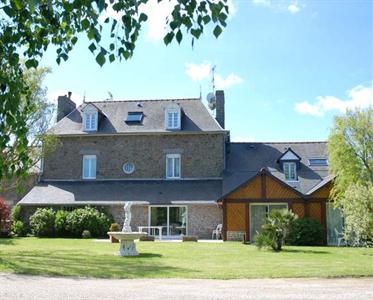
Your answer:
[41,0,373,142]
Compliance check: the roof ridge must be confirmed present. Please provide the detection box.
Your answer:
[88,97,201,103]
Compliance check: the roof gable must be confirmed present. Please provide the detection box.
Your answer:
[277,147,301,162]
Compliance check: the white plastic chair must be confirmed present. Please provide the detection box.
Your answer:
[334,228,345,246]
[212,224,223,240]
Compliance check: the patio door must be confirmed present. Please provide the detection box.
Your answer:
[250,203,288,243]
[326,203,344,245]
[150,206,187,237]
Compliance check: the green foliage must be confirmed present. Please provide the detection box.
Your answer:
[328,108,373,202]
[343,184,373,246]
[109,223,120,232]
[328,109,373,246]
[11,204,22,222]
[66,206,111,238]
[11,220,26,237]
[287,218,324,246]
[0,0,229,184]
[30,208,56,237]
[54,210,70,237]
[256,209,297,251]
[0,198,11,235]
[82,230,92,239]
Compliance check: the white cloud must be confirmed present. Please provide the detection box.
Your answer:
[252,0,303,14]
[185,62,212,81]
[215,73,244,89]
[294,84,373,117]
[185,62,244,90]
[287,3,300,14]
[252,0,271,7]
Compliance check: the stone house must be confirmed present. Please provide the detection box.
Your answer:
[19,91,343,243]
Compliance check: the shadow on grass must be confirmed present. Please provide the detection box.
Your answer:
[282,249,330,254]
[0,238,15,245]
[0,249,191,279]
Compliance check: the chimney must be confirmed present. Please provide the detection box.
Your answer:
[215,90,225,129]
[57,92,76,122]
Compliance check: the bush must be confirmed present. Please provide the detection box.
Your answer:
[30,208,55,237]
[0,198,11,236]
[54,210,70,237]
[82,230,91,239]
[256,209,296,251]
[11,220,26,237]
[109,223,120,232]
[287,218,324,246]
[11,204,22,222]
[66,206,111,238]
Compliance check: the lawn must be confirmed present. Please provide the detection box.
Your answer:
[0,238,372,279]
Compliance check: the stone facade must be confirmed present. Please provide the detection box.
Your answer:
[187,204,222,239]
[227,231,246,241]
[107,205,148,232]
[43,134,225,180]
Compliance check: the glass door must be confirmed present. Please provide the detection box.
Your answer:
[150,206,187,237]
[326,203,344,245]
[250,203,288,243]
[150,207,168,236]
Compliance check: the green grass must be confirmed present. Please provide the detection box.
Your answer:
[0,238,372,279]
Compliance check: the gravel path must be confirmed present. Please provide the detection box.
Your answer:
[1,274,372,300]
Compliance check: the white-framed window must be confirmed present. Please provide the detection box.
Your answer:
[82,155,97,179]
[166,153,181,179]
[165,108,180,130]
[83,112,97,131]
[283,162,297,181]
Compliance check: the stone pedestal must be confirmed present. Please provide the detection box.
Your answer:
[119,240,138,256]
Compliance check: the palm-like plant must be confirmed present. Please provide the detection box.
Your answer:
[256,209,297,251]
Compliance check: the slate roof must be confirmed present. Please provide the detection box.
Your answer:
[19,180,222,205]
[223,142,330,196]
[52,98,224,135]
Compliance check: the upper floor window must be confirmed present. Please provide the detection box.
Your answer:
[83,112,97,131]
[165,108,181,130]
[82,155,96,179]
[166,154,181,179]
[283,162,297,181]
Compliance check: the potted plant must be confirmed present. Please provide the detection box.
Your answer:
[109,223,120,243]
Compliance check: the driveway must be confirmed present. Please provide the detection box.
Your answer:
[0,274,372,300]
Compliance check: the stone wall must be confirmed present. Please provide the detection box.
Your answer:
[227,231,246,241]
[43,134,225,180]
[188,204,223,239]
[107,205,148,231]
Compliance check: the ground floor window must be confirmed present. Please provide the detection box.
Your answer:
[250,203,288,243]
[326,203,344,245]
[149,206,187,237]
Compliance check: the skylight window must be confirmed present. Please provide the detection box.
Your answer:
[126,112,144,123]
[309,159,328,166]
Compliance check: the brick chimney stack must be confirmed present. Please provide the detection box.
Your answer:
[57,92,76,122]
[215,90,225,129]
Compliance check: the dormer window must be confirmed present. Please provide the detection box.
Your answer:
[165,107,181,130]
[82,104,98,131]
[284,162,297,181]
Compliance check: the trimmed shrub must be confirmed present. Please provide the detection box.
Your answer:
[82,230,91,239]
[30,208,56,237]
[66,206,111,238]
[287,218,324,246]
[11,220,26,237]
[109,223,120,232]
[0,198,11,236]
[11,204,22,222]
[54,210,70,237]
